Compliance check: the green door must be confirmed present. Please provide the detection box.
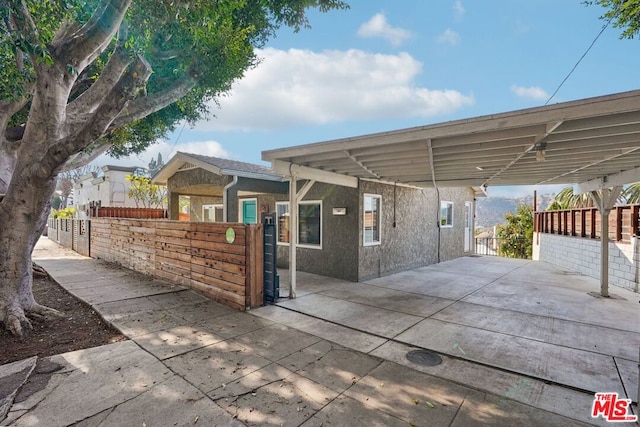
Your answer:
[241,200,257,224]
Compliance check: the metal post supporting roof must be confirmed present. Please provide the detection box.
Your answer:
[590,186,623,297]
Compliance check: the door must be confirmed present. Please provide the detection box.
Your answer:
[464,201,473,252]
[240,199,257,224]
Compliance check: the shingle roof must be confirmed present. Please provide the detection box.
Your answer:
[151,152,285,185]
[180,152,280,178]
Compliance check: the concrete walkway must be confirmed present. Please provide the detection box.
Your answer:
[254,258,639,426]
[0,238,634,426]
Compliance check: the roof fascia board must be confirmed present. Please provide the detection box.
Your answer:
[272,160,358,188]
[151,153,222,185]
[219,168,284,182]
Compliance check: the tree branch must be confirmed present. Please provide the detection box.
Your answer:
[52,0,131,71]
[62,140,111,171]
[0,97,30,145]
[66,44,132,120]
[8,0,40,48]
[49,55,152,166]
[109,73,198,130]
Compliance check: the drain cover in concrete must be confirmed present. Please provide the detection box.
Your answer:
[406,349,443,366]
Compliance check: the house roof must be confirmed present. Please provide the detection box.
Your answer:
[262,89,640,193]
[151,152,284,185]
[101,165,140,173]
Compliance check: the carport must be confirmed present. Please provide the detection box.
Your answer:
[262,89,640,298]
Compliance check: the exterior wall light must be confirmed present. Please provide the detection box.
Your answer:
[535,142,547,162]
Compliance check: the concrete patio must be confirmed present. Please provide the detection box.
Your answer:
[1,238,638,426]
[251,256,640,424]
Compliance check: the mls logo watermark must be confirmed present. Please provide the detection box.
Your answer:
[591,392,637,423]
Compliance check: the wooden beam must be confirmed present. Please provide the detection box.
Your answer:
[272,160,357,188]
[577,166,640,194]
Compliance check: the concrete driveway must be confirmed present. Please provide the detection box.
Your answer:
[251,256,640,424]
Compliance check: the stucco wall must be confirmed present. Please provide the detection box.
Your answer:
[276,180,474,282]
[277,181,360,282]
[168,168,231,191]
[167,170,287,222]
[357,183,474,281]
[534,232,639,292]
[190,196,223,222]
[167,169,230,220]
[438,187,475,262]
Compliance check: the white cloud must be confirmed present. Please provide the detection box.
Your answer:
[92,140,229,169]
[357,13,411,46]
[511,84,549,101]
[454,1,465,18]
[437,28,460,45]
[195,48,474,132]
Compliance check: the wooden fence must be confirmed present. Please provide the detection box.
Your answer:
[534,204,640,243]
[88,206,167,218]
[90,219,263,310]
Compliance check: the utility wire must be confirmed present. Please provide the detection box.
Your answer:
[166,120,187,158]
[545,13,616,105]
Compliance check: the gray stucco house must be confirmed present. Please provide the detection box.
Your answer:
[153,152,480,282]
[152,152,287,223]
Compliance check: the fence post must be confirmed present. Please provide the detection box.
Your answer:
[590,209,597,238]
[557,211,562,235]
[616,206,623,241]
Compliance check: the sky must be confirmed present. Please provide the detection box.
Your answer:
[97,0,640,198]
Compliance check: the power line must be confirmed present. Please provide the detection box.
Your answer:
[545,13,616,105]
[166,120,187,158]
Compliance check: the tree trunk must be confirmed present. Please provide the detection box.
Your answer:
[0,161,58,336]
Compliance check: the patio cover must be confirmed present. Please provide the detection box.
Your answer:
[261,89,640,298]
[262,90,640,191]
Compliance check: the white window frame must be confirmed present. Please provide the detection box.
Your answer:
[275,200,323,249]
[297,200,323,250]
[238,198,258,224]
[276,201,290,246]
[202,204,223,222]
[440,201,454,228]
[363,194,382,246]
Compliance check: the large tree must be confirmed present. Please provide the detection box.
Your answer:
[0,0,347,335]
[588,0,640,39]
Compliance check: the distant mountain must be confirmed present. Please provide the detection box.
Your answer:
[476,194,555,228]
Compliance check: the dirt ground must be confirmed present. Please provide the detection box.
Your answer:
[0,274,126,366]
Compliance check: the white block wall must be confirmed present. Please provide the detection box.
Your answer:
[534,233,639,292]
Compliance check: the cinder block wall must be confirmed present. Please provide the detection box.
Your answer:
[535,233,639,292]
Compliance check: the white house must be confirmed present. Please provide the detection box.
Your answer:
[74,165,142,214]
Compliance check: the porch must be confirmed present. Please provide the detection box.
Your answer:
[251,256,639,422]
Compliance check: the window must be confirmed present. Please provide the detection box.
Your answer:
[275,201,322,248]
[440,201,453,228]
[298,201,322,248]
[203,204,223,222]
[276,202,289,244]
[363,194,381,245]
